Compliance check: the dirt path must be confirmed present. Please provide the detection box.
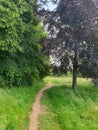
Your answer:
[29,83,52,130]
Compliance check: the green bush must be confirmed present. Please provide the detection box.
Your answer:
[0,0,50,87]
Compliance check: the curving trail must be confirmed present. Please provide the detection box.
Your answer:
[29,83,52,130]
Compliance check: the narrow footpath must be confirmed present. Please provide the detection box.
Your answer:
[29,83,52,130]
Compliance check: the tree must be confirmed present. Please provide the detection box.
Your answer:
[0,0,50,87]
[38,0,98,89]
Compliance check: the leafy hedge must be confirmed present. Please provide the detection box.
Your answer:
[0,0,50,87]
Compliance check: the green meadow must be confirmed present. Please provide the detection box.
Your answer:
[39,76,98,130]
[0,76,98,130]
[0,82,45,130]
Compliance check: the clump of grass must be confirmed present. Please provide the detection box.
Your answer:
[39,76,98,130]
[0,82,45,130]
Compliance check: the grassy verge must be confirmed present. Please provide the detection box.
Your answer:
[0,81,45,130]
[39,76,98,130]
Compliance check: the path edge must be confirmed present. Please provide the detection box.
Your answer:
[29,83,52,130]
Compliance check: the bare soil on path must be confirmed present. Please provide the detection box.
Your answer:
[29,83,52,130]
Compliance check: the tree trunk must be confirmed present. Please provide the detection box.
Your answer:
[72,41,78,89]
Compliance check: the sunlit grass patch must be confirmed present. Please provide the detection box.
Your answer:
[39,76,98,130]
[0,82,45,130]
[44,75,91,87]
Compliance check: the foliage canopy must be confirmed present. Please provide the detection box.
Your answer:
[0,0,50,87]
[38,0,98,87]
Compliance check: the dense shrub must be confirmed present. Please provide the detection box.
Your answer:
[0,0,50,87]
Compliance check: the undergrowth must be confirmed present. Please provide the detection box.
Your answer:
[39,76,98,130]
[0,82,45,130]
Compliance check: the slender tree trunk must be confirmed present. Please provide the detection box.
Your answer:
[72,41,78,89]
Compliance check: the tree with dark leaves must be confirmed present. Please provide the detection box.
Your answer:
[38,0,98,89]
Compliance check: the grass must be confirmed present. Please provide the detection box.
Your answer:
[0,81,45,130]
[39,76,98,130]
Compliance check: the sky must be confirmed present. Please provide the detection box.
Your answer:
[38,0,57,11]
[46,2,57,10]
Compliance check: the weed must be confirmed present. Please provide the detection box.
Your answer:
[39,76,98,130]
[0,82,45,130]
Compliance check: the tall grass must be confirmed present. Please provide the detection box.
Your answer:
[39,76,98,130]
[0,82,45,130]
